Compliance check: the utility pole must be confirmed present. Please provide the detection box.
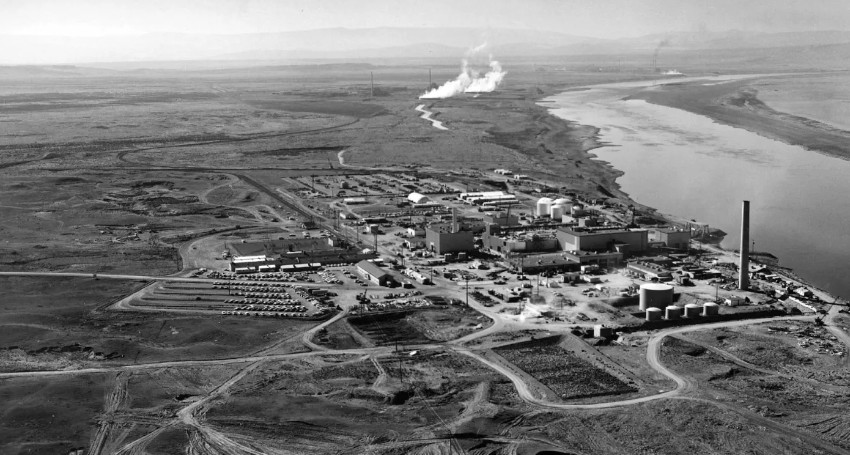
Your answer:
[465,275,470,307]
[536,261,542,295]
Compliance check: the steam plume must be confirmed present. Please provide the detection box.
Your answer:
[419,44,507,99]
[652,38,671,71]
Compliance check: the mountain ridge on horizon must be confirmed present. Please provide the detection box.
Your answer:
[5,26,850,65]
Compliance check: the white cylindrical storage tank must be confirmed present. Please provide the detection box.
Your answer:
[684,303,701,318]
[536,198,553,217]
[549,204,566,219]
[553,198,572,207]
[646,307,663,321]
[702,302,720,316]
[638,283,674,310]
[665,305,681,320]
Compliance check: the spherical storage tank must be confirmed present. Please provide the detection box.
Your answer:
[571,204,585,216]
[638,283,674,310]
[702,302,720,316]
[549,204,566,219]
[684,303,701,318]
[645,307,663,321]
[665,305,681,320]
[536,198,553,217]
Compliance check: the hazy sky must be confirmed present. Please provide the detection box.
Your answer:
[4,0,850,38]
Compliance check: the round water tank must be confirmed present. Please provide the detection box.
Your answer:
[536,198,553,217]
[684,303,701,318]
[553,198,572,206]
[549,204,566,219]
[702,302,720,316]
[639,283,674,310]
[665,305,681,320]
[571,204,585,216]
[645,307,663,321]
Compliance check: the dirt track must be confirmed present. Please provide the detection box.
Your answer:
[4,270,850,453]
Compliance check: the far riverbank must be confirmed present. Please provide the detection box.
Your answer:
[540,74,850,298]
[627,74,850,161]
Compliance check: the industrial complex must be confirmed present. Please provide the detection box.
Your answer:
[4,49,850,455]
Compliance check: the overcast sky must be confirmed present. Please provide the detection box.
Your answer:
[4,0,850,38]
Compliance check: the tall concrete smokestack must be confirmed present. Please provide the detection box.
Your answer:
[451,207,459,233]
[739,200,750,290]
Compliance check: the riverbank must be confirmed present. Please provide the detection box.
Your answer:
[537,74,850,298]
[627,76,850,161]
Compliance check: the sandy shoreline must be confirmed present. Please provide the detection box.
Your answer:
[627,77,850,161]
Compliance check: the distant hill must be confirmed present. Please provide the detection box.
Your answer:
[4,27,850,69]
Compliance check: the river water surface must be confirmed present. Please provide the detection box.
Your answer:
[542,77,850,298]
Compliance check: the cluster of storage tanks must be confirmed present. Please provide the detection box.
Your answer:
[536,197,583,219]
[640,283,720,321]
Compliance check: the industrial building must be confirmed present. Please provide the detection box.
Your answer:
[483,227,560,256]
[556,227,649,257]
[407,192,430,204]
[562,250,622,269]
[356,260,393,286]
[404,236,427,249]
[627,261,674,281]
[425,223,474,254]
[506,252,579,273]
[227,237,373,272]
[649,227,691,250]
[483,211,519,227]
[484,223,624,271]
[459,191,517,206]
[424,209,476,255]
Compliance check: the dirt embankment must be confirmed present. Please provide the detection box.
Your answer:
[627,79,850,161]
[484,95,632,203]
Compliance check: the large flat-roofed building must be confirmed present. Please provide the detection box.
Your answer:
[483,229,560,256]
[356,260,393,286]
[459,191,517,206]
[556,228,648,257]
[483,211,519,227]
[228,237,374,272]
[506,252,580,273]
[649,227,691,250]
[425,223,474,255]
[563,250,623,269]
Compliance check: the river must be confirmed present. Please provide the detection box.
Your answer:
[542,76,850,298]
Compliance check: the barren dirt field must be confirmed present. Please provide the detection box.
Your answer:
[661,322,850,451]
[0,276,315,371]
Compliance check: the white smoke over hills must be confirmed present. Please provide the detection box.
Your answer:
[419,44,507,99]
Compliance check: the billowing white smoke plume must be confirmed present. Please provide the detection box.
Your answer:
[419,45,507,99]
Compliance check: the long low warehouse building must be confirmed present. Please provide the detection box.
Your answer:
[356,260,393,286]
